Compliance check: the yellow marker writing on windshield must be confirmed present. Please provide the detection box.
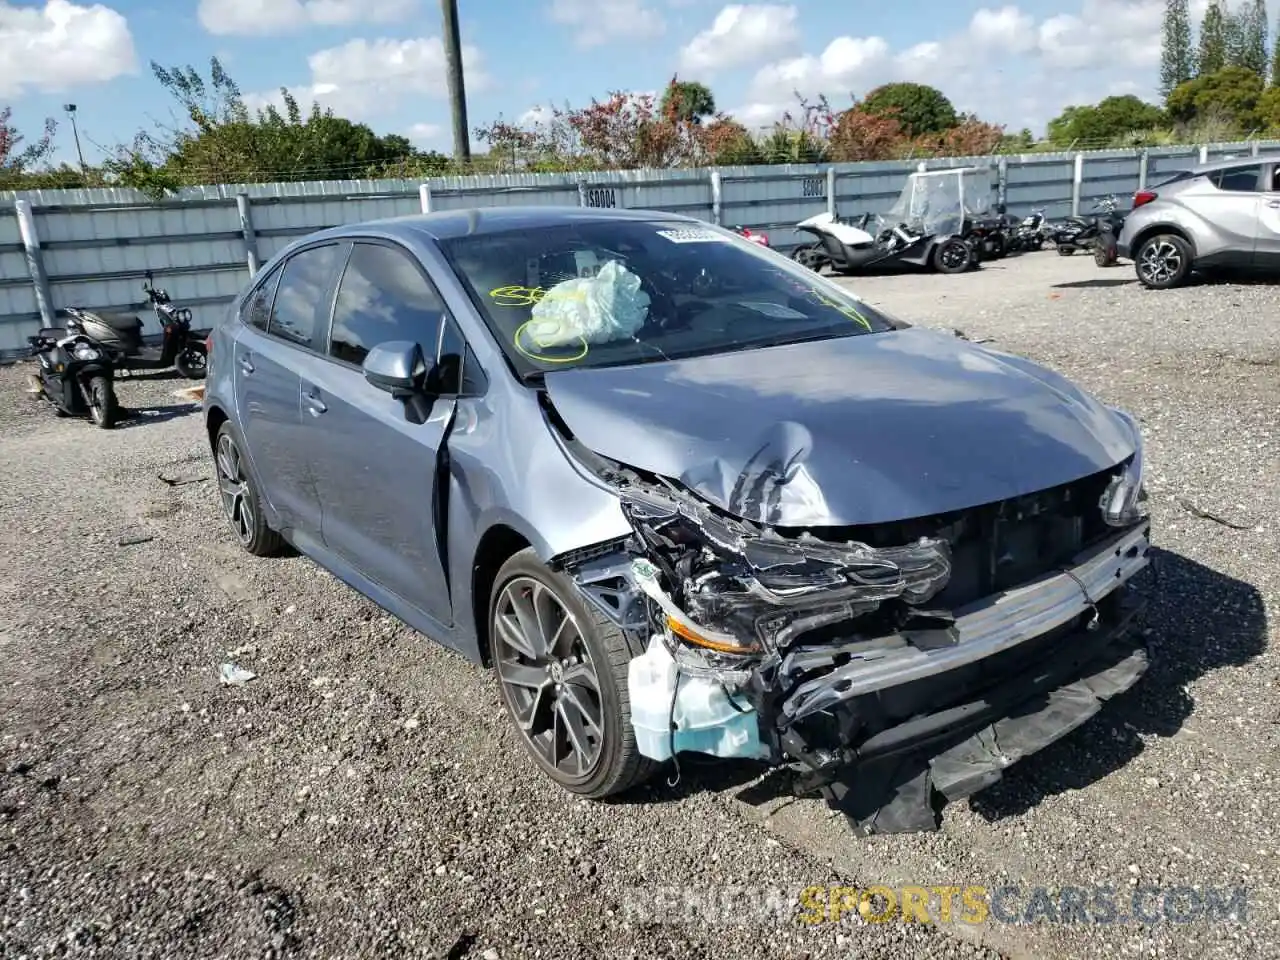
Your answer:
[512,319,588,363]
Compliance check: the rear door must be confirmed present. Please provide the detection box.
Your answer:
[300,239,461,628]
[232,241,344,538]
[1192,163,1265,266]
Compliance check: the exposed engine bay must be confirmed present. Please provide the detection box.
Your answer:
[550,411,1153,835]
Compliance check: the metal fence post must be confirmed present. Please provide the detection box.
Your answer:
[916,161,927,173]
[419,183,433,213]
[997,155,1008,210]
[13,199,54,328]
[235,193,260,277]
[1199,145,1209,163]
[710,169,723,225]
[577,181,588,207]
[1251,140,1261,157]
[826,166,837,217]
[1138,150,1149,190]
[1071,153,1084,217]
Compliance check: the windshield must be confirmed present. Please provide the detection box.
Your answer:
[884,169,994,237]
[439,219,897,377]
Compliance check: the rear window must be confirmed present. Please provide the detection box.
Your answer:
[1210,164,1262,192]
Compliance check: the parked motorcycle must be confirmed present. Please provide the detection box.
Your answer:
[65,271,208,379]
[962,212,1009,260]
[25,328,119,429]
[733,226,771,247]
[792,210,974,275]
[1007,209,1048,252]
[1051,196,1123,258]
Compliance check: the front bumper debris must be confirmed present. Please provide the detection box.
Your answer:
[780,521,1151,722]
[812,594,1147,834]
[554,450,1154,836]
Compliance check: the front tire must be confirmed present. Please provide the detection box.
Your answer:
[791,244,825,272]
[933,237,973,274]
[214,423,282,557]
[1135,234,1192,289]
[490,548,656,799]
[86,375,117,429]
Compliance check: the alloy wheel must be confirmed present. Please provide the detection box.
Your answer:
[940,241,969,270]
[215,433,255,545]
[1139,240,1182,285]
[493,576,605,781]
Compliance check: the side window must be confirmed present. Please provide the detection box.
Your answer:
[435,319,487,396]
[269,243,342,349]
[1211,165,1261,192]
[329,242,447,367]
[242,265,282,331]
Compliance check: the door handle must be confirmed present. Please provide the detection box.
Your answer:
[303,388,327,416]
[239,354,254,374]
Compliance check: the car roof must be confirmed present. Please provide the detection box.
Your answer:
[303,206,702,245]
[1186,155,1274,175]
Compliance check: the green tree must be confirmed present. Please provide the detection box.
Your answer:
[1198,0,1230,75]
[660,78,716,124]
[1166,65,1264,130]
[1047,96,1166,146]
[107,58,428,189]
[1272,7,1280,84]
[1239,0,1270,76]
[1161,0,1195,96]
[860,82,957,137]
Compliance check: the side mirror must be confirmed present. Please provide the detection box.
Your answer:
[363,340,428,397]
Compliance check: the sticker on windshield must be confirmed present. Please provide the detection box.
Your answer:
[656,228,731,244]
[738,301,808,320]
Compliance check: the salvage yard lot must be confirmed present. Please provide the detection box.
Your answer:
[1,251,1277,960]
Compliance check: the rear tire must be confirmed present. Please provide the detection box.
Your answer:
[933,238,973,274]
[1135,234,1192,289]
[489,548,656,799]
[1057,245,1075,256]
[791,244,825,272]
[214,423,283,557]
[175,347,207,380]
[86,375,117,429]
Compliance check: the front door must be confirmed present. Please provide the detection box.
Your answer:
[300,240,457,628]
[1255,162,1280,271]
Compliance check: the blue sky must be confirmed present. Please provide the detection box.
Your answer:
[1,1,1199,169]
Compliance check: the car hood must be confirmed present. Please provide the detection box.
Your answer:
[542,327,1136,528]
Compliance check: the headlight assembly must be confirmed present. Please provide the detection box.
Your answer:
[1101,408,1148,527]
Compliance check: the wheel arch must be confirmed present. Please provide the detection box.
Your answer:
[1129,222,1196,260]
[470,524,534,668]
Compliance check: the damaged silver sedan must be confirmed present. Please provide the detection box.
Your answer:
[205,207,1151,835]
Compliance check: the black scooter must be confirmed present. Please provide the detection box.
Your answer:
[1051,196,1123,258]
[65,271,208,379]
[25,328,119,429]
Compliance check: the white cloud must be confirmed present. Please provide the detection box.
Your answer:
[739,1,1169,134]
[519,105,553,126]
[406,122,441,145]
[197,0,416,36]
[244,36,491,121]
[0,0,137,98]
[547,0,665,48]
[678,4,801,74]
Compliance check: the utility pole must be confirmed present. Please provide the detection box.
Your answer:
[63,103,87,176]
[440,0,471,166]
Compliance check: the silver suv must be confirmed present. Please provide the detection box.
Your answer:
[1116,157,1280,289]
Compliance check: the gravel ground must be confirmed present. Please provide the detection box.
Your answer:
[1,250,1276,960]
